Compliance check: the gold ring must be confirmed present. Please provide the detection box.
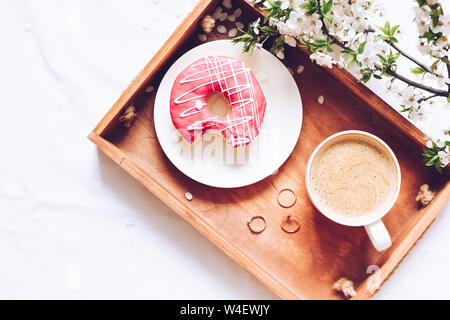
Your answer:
[247,215,266,234]
[281,214,301,233]
[277,188,297,208]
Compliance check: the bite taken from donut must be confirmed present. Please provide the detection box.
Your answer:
[170,55,266,147]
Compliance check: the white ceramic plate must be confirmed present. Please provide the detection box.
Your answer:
[154,40,302,188]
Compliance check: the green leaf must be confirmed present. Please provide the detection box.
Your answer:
[384,21,390,35]
[300,0,319,15]
[243,40,250,52]
[377,54,388,64]
[323,0,333,14]
[261,26,277,35]
[423,148,434,156]
[264,10,275,23]
[435,162,443,173]
[248,41,257,55]
[376,25,386,35]
[273,36,285,50]
[448,94,450,103]
[375,35,390,42]
[327,44,333,52]
[431,59,440,71]
[299,3,310,10]
[358,41,367,54]
[411,67,425,74]
[425,155,439,166]
[430,6,442,28]
[431,15,439,28]
[389,25,399,37]
[391,52,401,62]
[360,73,372,83]
[341,49,354,55]
[416,0,427,6]
[420,27,443,44]
[314,39,328,45]
[347,55,356,68]
[358,68,373,83]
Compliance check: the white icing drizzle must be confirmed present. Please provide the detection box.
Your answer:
[173,56,263,147]
[179,104,206,118]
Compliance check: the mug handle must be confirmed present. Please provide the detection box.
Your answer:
[364,219,392,251]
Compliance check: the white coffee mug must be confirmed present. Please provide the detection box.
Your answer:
[305,130,401,251]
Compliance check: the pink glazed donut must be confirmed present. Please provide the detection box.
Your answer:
[170,55,266,147]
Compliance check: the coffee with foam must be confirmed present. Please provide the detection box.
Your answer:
[309,135,397,219]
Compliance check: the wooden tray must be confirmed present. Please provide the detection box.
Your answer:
[89,0,450,299]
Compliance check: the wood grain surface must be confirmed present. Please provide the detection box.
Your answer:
[89,0,450,299]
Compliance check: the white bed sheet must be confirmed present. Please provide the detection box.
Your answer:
[0,0,448,299]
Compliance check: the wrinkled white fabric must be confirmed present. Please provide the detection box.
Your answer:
[0,0,448,299]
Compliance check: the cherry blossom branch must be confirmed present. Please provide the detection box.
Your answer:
[380,67,447,96]
[316,12,447,97]
[418,94,439,103]
[237,1,449,98]
[364,25,439,76]
[236,0,450,173]
[387,41,434,74]
[447,62,450,93]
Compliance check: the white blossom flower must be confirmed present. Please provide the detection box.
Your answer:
[433,14,450,35]
[337,28,358,43]
[328,19,344,36]
[414,2,449,55]
[417,40,430,55]
[310,52,334,68]
[302,13,323,36]
[280,0,290,10]
[425,73,450,87]
[439,15,450,35]
[385,81,401,96]
[284,35,297,47]
[435,34,449,49]
[251,18,260,34]
[268,17,277,27]
[279,10,305,35]
[275,47,285,59]
[425,138,434,148]
[356,42,378,69]
[408,108,426,121]
[414,6,430,34]
[244,0,447,136]
[400,86,422,110]
[436,140,445,148]
[337,54,346,68]
[431,45,446,57]
[438,150,449,167]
